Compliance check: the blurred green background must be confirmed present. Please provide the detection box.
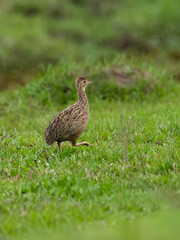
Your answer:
[0,0,179,90]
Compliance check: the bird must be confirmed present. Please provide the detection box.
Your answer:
[45,77,93,152]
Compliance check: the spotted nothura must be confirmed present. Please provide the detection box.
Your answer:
[45,77,93,152]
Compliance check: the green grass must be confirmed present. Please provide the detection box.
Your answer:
[0,0,179,76]
[0,56,180,239]
[0,0,179,238]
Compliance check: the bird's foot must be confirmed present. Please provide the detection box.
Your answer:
[74,141,93,147]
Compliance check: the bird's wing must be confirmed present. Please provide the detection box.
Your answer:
[45,104,77,144]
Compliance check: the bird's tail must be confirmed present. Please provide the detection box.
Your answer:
[45,126,55,145]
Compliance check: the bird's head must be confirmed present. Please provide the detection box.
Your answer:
[76,77,93,91]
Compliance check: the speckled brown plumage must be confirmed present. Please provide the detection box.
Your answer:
[45,77,93,152]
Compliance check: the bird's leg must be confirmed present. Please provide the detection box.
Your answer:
[72,141,93,147]
[57,141,62,153]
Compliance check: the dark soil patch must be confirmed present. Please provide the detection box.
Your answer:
[112,36,150,52]
[0,72,35,91]
[48,8,64,19]
[103,65,151,86]
[173,73,180,82]
[12,4,42,17]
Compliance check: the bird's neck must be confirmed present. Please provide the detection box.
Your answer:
[77,88,88,104]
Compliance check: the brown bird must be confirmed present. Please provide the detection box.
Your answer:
[45,77,93,152]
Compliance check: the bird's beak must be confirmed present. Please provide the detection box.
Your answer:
[87,81,94,84]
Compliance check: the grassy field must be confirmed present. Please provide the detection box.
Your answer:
[0,0,180,239]
[0,0,179,90]
[0,56,180,239]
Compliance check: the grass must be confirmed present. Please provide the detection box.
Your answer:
[0,56,180,239]
[0,0,180,238]
[0,0,179,85]
[0,0,180,237]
